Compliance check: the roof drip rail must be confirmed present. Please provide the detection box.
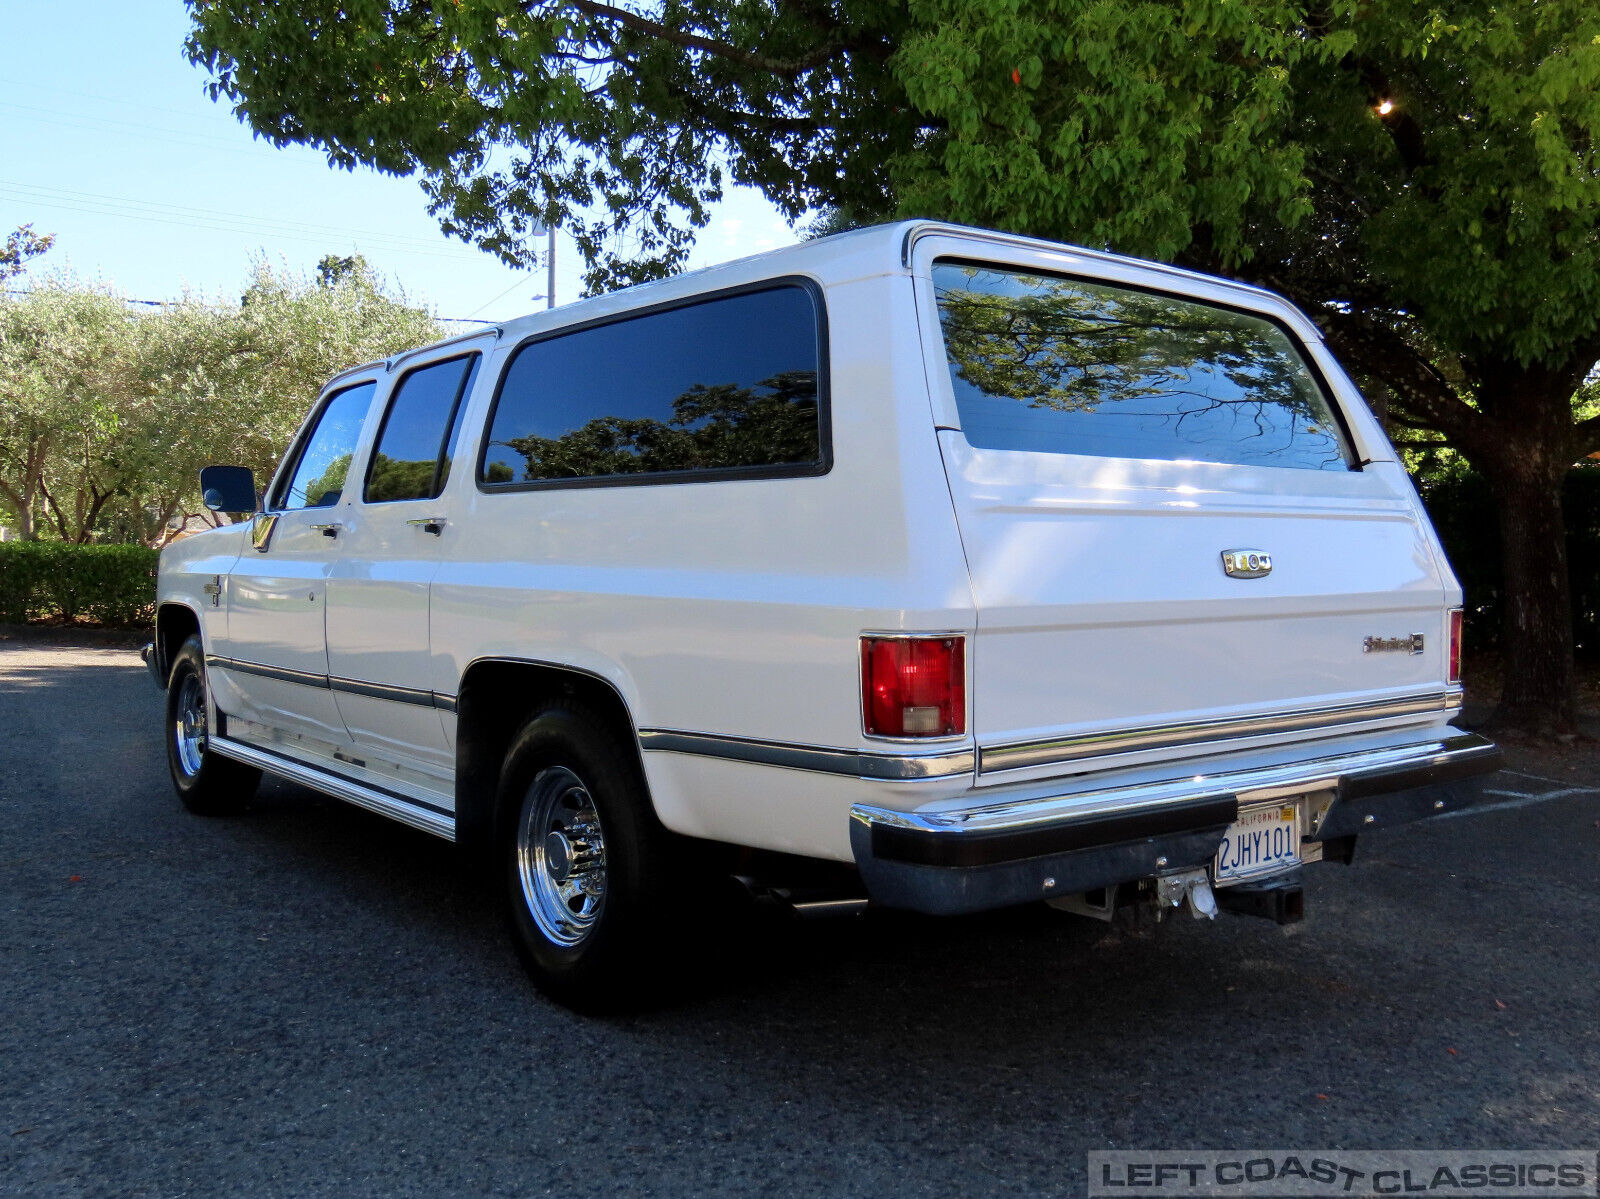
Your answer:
[899,221,1286,305]
[322,359,386,388]
[385,324,504,373]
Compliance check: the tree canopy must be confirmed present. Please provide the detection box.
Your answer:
[186,1,1600,336]
[0,259,437,545]
[184,0,1600,727]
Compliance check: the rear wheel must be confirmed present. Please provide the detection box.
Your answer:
[497,704,674,1011]
[165,635,260,815]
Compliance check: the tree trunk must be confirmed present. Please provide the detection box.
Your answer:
[0,487,35,540]
[1479,463,1578,733]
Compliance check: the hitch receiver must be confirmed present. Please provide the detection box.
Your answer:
[1215,874,1305,926]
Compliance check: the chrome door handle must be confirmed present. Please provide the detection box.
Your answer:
[406,516,447,535]
[309,522,342,537]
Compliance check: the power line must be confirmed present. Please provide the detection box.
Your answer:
[0,100,261,155]
[0,76,250,130]
[463,273,539,319]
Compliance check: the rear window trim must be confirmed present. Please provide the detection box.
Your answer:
[474,275,833,494]
[930,256,1363,473]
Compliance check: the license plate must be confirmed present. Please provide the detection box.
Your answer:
[1213,803,1301,886]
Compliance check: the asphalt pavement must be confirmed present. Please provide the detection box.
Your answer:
[2,641,1597,1198]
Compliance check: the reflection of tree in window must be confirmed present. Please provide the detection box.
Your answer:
[279,381,375,509]
[301,453,351,507]
[367,454,440,503]
[499,370,819,481]
[933,265,1349,470]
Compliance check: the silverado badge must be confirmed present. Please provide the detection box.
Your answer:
[1364,634,1425,655]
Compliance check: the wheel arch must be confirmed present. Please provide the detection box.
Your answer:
[154,602,204,684]
[453,657,647,863]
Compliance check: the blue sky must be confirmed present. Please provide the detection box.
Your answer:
[1,2,795,323]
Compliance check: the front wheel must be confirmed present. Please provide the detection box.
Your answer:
[497,705,674,1011]
[165,635,259,815]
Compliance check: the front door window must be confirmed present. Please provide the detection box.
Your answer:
[273,381,377,511]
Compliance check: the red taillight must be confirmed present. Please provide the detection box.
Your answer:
[1448,609,1463,685]
[861,635,966,738]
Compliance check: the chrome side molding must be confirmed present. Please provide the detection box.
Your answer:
[638,728,975,781]
[641,692,1464,784]
[978,691,1463,777]
[207,655,458,712]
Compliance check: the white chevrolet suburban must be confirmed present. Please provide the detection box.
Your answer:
[148,221,1501,1008]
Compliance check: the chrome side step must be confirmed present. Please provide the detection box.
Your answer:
[209,736,456,842]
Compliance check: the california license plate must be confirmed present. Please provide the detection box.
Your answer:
[1213,803,1301,886]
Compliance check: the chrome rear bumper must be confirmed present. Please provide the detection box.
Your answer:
[849,731,1501,916]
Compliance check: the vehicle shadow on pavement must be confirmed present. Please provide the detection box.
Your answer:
[233,768,1360,1039]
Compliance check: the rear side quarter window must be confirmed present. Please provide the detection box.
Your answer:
[365,353,481,503]
[479,282,828,489]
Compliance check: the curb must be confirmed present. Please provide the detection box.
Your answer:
[0,623,149,648]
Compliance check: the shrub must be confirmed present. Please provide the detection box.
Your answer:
[0,542,159,627]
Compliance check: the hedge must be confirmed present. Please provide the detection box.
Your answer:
[1417,466,1600,657]
[0,542,159,627]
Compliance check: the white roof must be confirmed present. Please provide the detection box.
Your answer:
[335,220,1301,387]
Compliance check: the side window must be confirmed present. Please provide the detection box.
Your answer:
[365,354,481,503]
[479,284,825,487]
[272,381,377,511]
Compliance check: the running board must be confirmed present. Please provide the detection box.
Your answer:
[209,736,456,842]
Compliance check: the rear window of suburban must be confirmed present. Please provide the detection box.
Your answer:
[932,261,1353,472]
[479,283,827,488]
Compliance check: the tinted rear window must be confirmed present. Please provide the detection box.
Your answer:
[932,262,1353,471]
[480,284,825,487]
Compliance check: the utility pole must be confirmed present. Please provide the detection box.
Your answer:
[546,227,556,309]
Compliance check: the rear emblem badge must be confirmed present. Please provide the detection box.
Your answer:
[1221,549,1272,578]
[1364,634,1425,655]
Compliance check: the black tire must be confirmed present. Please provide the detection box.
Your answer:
[497,704,675,1011]
[165,635,260,815]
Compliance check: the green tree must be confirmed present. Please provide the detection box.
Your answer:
[0,261,437,544]
[186,1,1600,729]
[1,225,54,281]
[316,253,366,287]
[214,256,438,506]
[0,283,129,541]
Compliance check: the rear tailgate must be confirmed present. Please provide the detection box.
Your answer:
[919,252,1458,784]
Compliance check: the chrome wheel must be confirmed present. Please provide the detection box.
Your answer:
[516,766,608,947]
[173,671,207,778]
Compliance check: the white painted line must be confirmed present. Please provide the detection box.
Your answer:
[1436,788,1599,820]
[1502,768,1591,788]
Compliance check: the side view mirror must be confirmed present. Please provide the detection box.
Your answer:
[199,465,258,515]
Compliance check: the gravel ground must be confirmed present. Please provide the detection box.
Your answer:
[2,641,1597,1198]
